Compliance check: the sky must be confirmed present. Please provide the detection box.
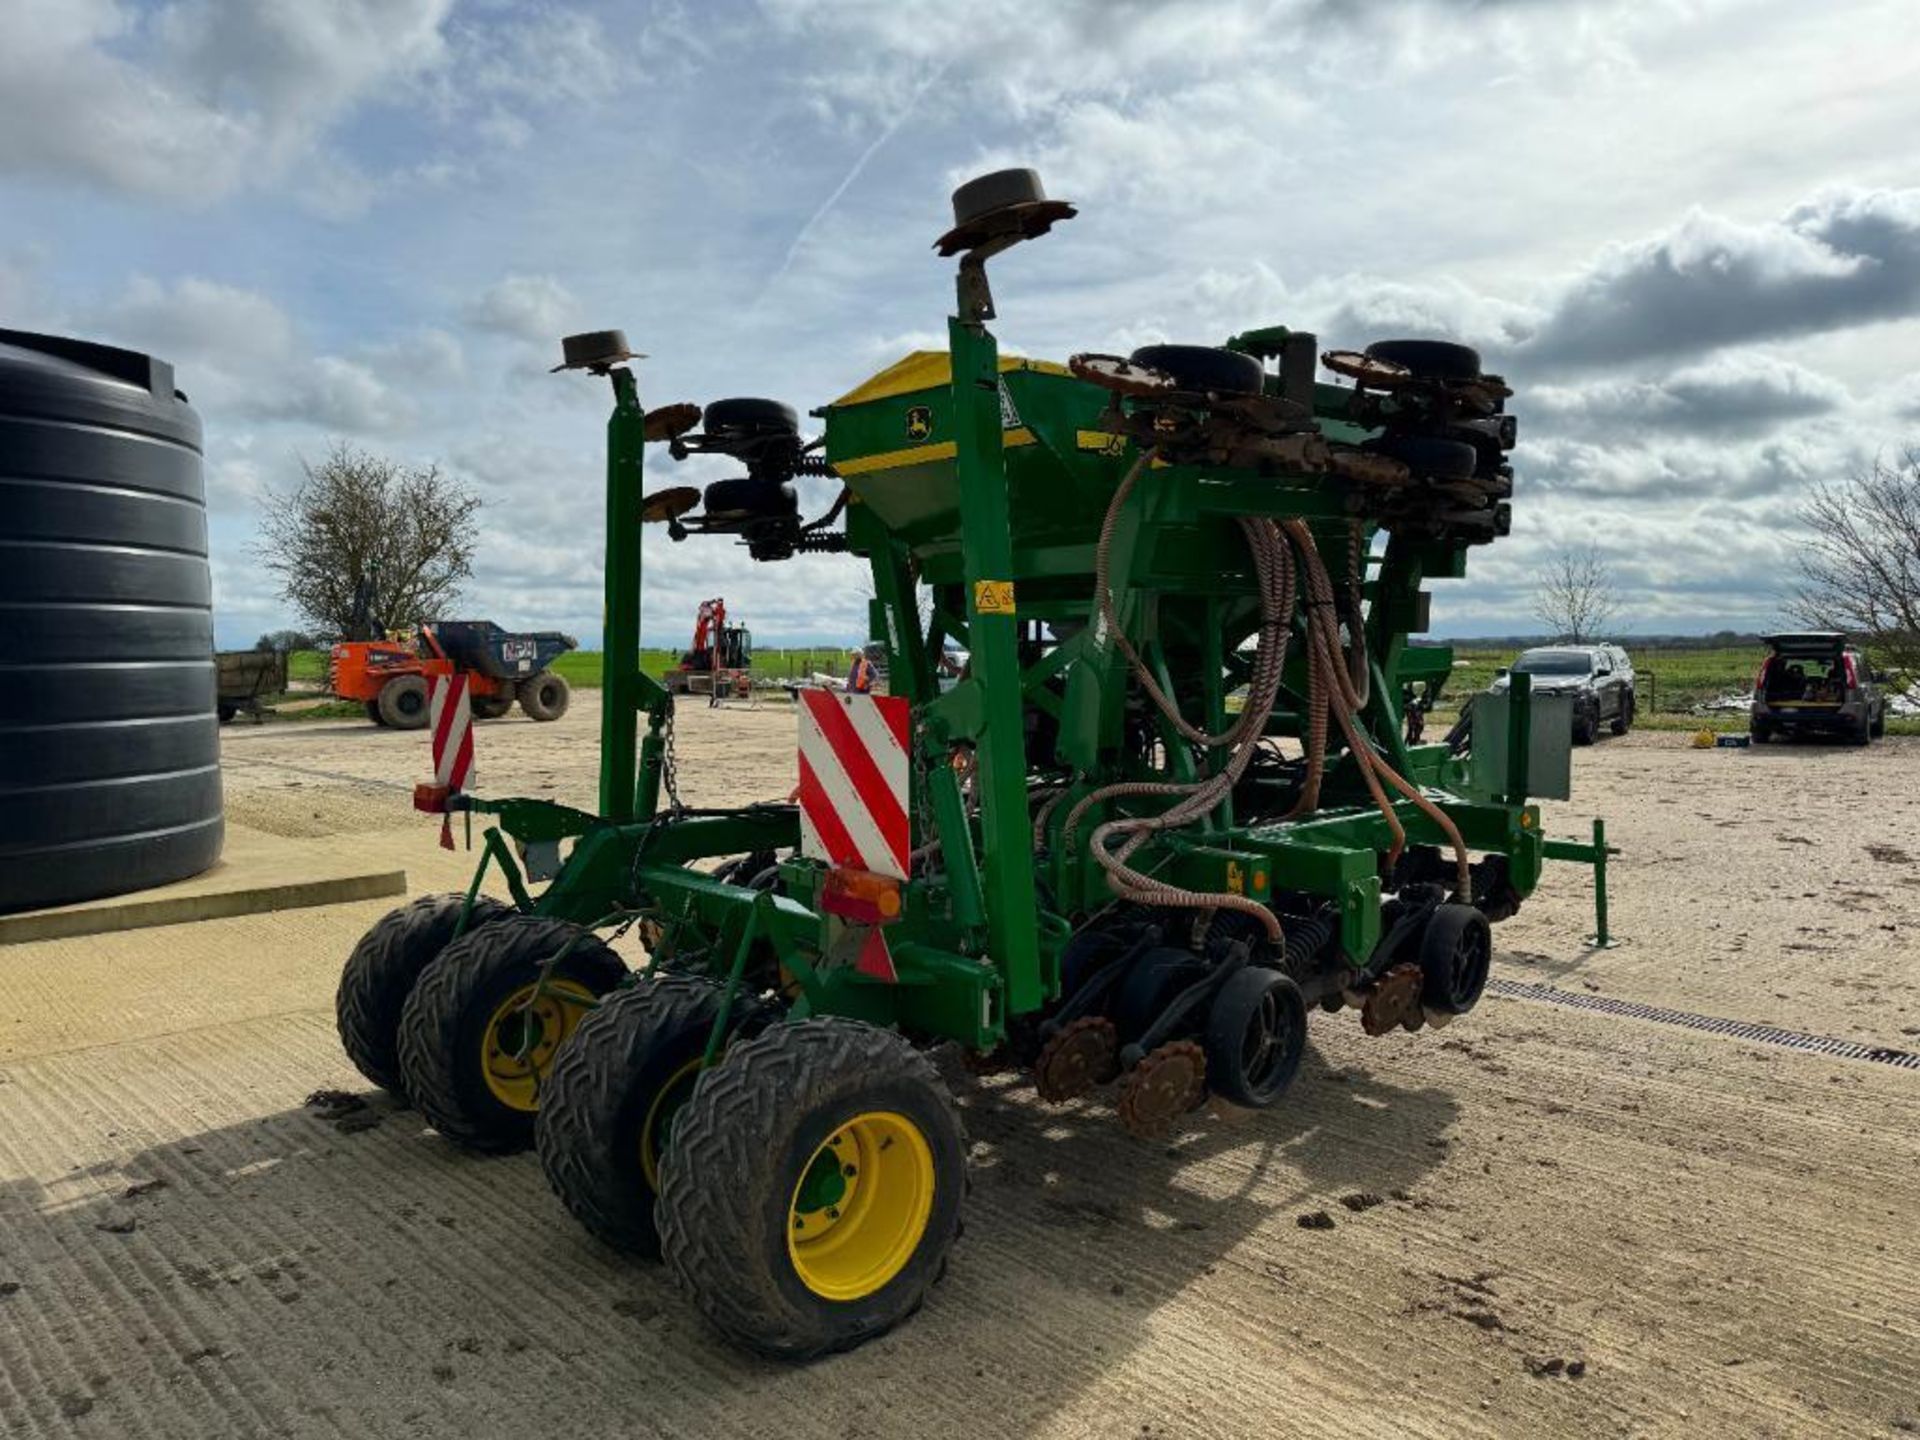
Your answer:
[2,0,1917,648]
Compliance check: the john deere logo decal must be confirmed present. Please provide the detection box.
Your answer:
[905,405,933,441]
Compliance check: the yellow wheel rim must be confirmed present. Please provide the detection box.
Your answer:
[638,1057,704,1192]
[481,979,596,1111]
[786,1110,935,1302]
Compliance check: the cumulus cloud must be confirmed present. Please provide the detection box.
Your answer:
[1529,354,1850,439]
[0,0,451,205]
[465,275,581,344]
[1518,188,1920,370]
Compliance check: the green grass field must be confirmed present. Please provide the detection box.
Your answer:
[1446,644,1761,715]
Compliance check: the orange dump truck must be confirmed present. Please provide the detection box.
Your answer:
[330,621,577,728]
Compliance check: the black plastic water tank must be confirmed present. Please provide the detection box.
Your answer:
[0,329,223,911]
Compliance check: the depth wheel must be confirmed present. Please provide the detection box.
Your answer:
[657,1019,966,1360]
[1419,904,1492,1016]
[538,975,749,1258]
[1364,338,1482,381]
[398,916,626,1153]
[1202,968,1308,1108]
[1126,343,1264,397]
[336,894,510,1096]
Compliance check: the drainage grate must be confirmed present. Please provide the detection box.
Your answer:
[1484,978,1920,1071]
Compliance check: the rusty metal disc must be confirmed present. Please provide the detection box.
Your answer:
[1322,350,1414,389]
[639,486,701,523]
[1116,1040,1207,1139]
[643,402,703,442]
[1033,1016,1121,1102]
[1068,352,1182,399]
[1360,963,1427,1036]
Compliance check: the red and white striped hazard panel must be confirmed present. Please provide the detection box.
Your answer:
[796,690,910,881]
[430,674,476,793]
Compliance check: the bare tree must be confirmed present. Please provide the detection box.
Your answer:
[255,442,481,641]
[1788,451,1920,677]
[1532,542,1619,643]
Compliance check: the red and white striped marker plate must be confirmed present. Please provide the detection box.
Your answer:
[429,674,476,793]
[796,690,909,880]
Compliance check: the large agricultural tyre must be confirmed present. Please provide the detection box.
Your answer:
[657,1019,966,1360]
[469,691,513,721]
[336,893,511,1095]
[397,916,627,1153]
[1418,903,1492,1016]
[1201,967,1308,1109]
[377,674,431,729]
[538,974,768,1257]
[1364,338,1482,381]
[365,700,387,726]
[1127,343,1264,397]
[517,671,571,722]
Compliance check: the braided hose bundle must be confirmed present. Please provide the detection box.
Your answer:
[1060,451,1474,939]
[1065,454,1297,939]
[1283,518,1472,897]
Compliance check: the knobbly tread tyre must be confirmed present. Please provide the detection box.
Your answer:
[336,893,510,1095]
[517,672,571,722]
[656,1019,966,1360]
[470,692,512,720]
[397,915,626,1154]
[537,974,727,1258]
[378,674,431,729]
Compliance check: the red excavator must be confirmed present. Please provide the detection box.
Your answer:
[664,597,751,697]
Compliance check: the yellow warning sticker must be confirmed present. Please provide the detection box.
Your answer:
[1226,860,1245,895]
[973,580,1016,616]
[1074,429,1128,456]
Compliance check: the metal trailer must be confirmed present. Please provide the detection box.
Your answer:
[334,170,1607,1359]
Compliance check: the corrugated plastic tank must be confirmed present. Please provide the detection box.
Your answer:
[0,329,223,911]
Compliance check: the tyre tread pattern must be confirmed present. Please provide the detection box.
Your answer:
[336,894,508,1094]
[397,915,625,1153]
[536,974,722,1256]
[656,1019,964,1360]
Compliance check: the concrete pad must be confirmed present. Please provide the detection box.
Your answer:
[0,823,405,945]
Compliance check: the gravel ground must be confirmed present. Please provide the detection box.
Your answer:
[0,706,1913,1438]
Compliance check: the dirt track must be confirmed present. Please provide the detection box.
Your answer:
[1,707,1916,1438]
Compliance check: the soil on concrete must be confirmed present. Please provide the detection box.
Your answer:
[0,710,1913,1438]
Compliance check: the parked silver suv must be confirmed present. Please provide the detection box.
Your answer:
[1490,643,1636,745]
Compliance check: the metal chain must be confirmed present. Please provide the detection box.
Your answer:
[659,694,685,816]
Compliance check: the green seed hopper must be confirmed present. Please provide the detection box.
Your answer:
[333,168,1613,1361]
